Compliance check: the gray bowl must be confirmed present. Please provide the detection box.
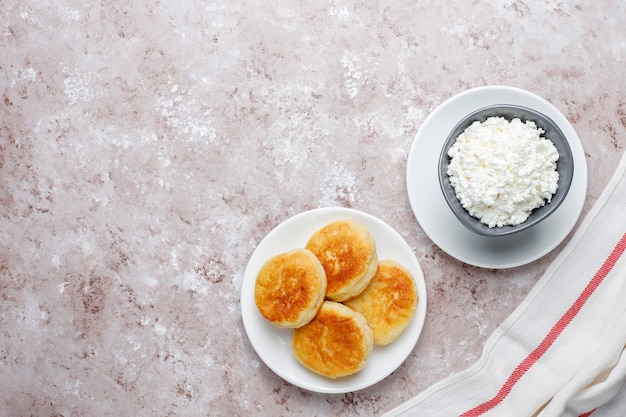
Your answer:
[438,104,574,237]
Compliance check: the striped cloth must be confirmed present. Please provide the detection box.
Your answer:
[384,151,626,417]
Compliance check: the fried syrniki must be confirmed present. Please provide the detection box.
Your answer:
[254,248,327,328]
[305,219,377,302]
[292,301,373,378]
[344,259,417,345]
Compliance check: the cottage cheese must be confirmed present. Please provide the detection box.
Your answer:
[447,116,559,228]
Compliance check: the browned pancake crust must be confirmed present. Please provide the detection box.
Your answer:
[344,259,417,345]
[305,219,377,302]
[254,249,327,328]
[292,301,373,378]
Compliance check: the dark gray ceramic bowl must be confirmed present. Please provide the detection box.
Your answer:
[438,104,574,237]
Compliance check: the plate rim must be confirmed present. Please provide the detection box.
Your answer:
[241,207,427,393]
[406,85,587,268]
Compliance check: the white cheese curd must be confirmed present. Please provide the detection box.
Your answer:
[447,116,559,228]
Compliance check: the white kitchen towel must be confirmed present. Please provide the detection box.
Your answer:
[384,150,626,417]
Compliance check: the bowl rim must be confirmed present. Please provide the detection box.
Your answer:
[437,104,575,237]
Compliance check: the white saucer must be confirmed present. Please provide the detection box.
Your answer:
[406,86,587,269]
[241,207,427,393]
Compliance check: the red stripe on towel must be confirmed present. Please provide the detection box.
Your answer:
[460,232,626,417]
[578,409,596,417]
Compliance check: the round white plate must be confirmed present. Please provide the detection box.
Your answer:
[406,85,587,268]
[241,207,427,393]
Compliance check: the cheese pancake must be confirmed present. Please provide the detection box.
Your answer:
[292,301,373,378]
[305,219,377,302]
[344,259,417,345]
[254,249,327,328]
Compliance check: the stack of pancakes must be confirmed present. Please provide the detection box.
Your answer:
[254,219,418,379]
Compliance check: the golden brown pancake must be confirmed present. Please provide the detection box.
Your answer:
[254,248,327,328]
[344,259,417,345]
[292,301,373,378]
[305,219,377,302]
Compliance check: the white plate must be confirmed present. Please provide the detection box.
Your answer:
[241,207,427,393]
[406,85,587,268]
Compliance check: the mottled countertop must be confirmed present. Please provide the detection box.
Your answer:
[1,1,625,416]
